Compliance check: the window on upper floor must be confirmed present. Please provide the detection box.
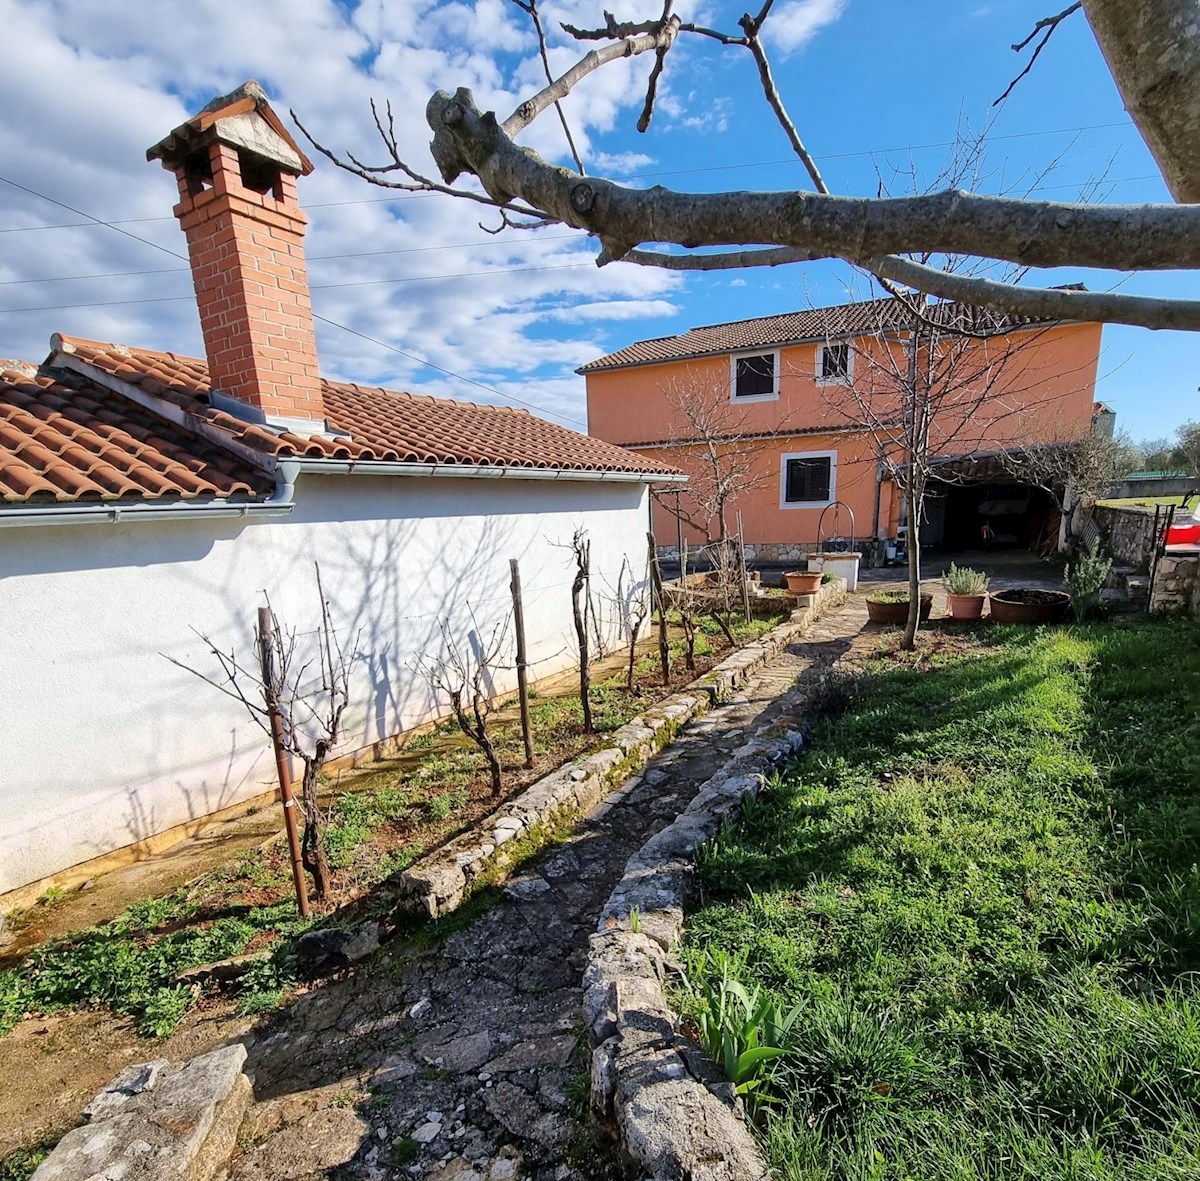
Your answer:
[731,351,778,400]
[817,342,851,384]
[781,451,836,506]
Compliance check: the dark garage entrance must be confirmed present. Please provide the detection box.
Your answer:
[921,455,1061,556]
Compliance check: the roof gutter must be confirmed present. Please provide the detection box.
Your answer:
[292,458,688,485]
[0,461,298,530]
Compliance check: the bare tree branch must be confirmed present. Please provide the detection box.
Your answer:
[509,0,586,172]
[299,0,1200,332]
[994,3,1083,106]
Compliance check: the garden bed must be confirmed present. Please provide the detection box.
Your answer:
[0,611,786,1165]
[680,617,1200,1179]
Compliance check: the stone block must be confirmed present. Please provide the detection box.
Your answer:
[34,1045,252,1181]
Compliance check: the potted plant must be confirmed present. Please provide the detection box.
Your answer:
[866,588,933,624]
[784,570,823,594]
[942,563,989,620]
[988,587,1072,624]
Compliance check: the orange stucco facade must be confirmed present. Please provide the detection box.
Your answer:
[585,322,1102,548]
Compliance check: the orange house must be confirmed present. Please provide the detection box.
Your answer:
[582,299,1103,558]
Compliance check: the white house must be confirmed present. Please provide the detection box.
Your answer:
[0,83,682,896]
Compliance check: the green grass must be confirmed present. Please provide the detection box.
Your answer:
[683,618,1200,1180]
[0,888,312,1038]
[1096,494,1197,511]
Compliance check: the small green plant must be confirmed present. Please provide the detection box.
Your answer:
[628,906,641,933]
[1067,537,1112,619]
[941,562,987,596]
[428,790,468,821]
[0,1139,55,1181]
[681,949,799,1106]
[866,589,915,604]
[389,1138,421,1166]
[821,572,837,584]
[236,987,284,1017]
[37,885,68,908]
[138,984,192,1038]
[565,1069,593,1117]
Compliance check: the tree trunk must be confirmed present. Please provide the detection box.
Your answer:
[572,539,593,734]
[710,609,737,646]
[680,611,697,670]
[481,734,503,796]
[902,484,923,652]
[299,768,332,901]
[1082,0,1200,203]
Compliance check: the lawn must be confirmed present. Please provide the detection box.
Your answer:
[682,618,1200,1181]
[1096,494,1197,511]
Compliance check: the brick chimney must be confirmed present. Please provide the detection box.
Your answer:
[148,82,325,434]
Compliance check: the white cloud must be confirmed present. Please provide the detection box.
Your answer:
[766,0,848,55]
[0,0,683,427]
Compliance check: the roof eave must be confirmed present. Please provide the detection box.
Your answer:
[291,457,687,484]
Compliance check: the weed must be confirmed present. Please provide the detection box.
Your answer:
[1067,537,1113,620]
[37,886,68,908]
[0,1138,55,1181]
[627,906,641,934]
[428,790,468,821]
[565,1069,592,1118]
[236,987,285,1017]
[137,985,192,1037]
[389,1138,421,1166]
[678,948,798,1106]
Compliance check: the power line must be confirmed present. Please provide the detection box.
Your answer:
[0,231,587,287]
[0,174,586,427]
[0,120,1138,234]
[0,260,597,312]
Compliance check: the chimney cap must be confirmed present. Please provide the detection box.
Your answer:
[147,80,314,175]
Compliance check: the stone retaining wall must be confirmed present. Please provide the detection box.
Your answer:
[582,698,814,1181]
[1151,549,1200,619]
[395,578,846,920]
[1091,504,1158,568]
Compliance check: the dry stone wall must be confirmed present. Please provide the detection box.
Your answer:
[395,579,846,919]
[1151,550,1200,618]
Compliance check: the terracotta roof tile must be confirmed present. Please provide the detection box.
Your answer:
[577,296,1071,373]
[57,335,679,476]
[0,365,273,505]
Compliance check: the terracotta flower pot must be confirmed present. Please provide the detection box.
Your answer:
[988,588,1071,624]
[946,592,987,620]
[784,570,823,594]
[866,593,933,624]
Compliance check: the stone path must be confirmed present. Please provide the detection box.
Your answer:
[238,596,868,1181]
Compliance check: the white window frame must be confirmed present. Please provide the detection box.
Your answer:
[780,449,837,510]
[815,341,853,386]
[729,349,780,402]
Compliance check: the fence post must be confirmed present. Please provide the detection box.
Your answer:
[736,509,752,625]
[509,559,534,768]
[256,606,309,917]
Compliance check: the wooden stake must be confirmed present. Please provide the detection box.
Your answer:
[647,531,670,686]
[509,559,534,769]
[736,509,752,625]
[257,606,309,917]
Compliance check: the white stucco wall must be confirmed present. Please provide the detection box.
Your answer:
[0,473,651,893]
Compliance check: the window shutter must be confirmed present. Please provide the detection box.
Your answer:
[734,353,775,397]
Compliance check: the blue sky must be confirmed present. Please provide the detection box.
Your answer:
[0,0,1195,441]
